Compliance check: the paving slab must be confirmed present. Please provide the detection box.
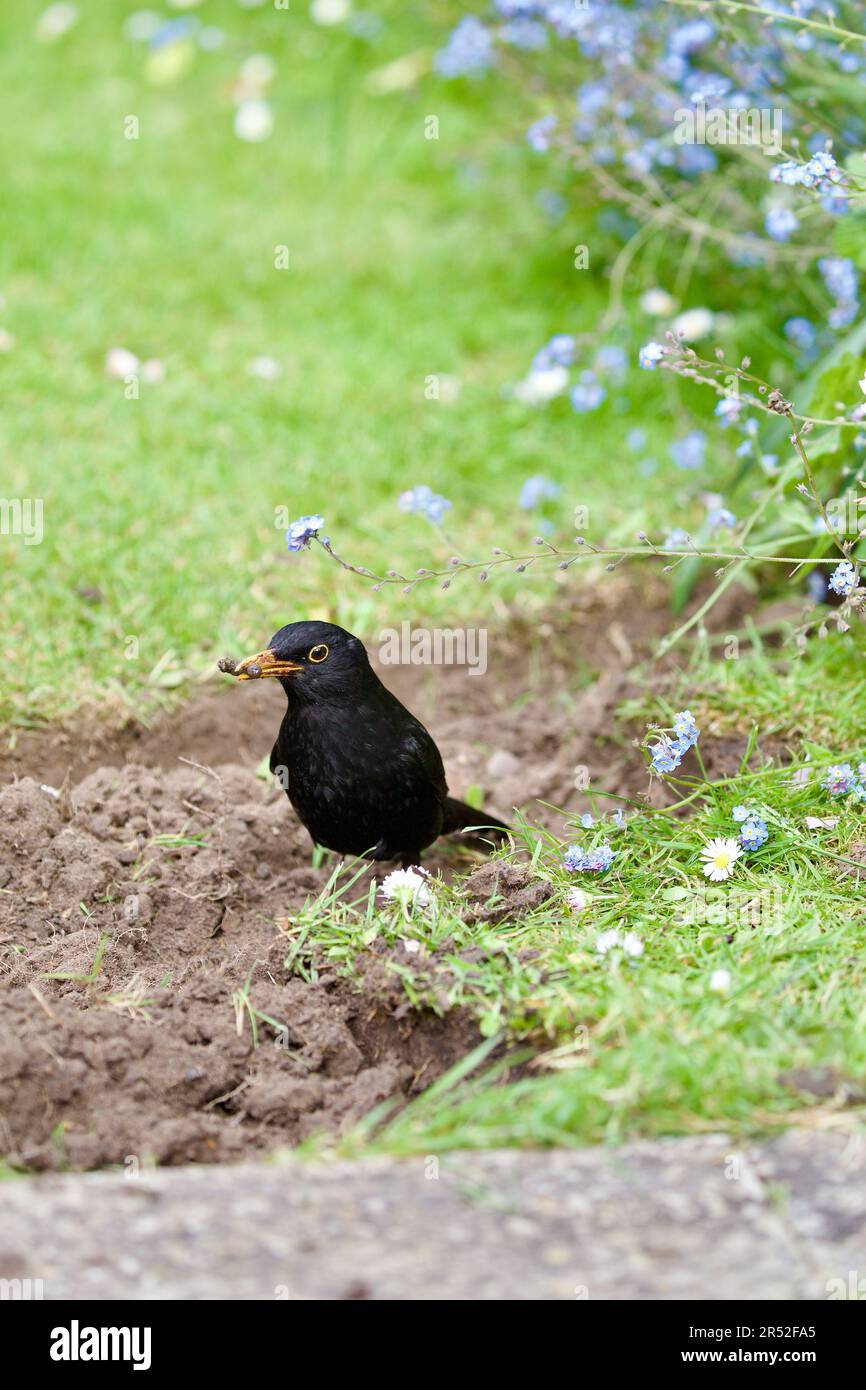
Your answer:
[1,1132,864,1299]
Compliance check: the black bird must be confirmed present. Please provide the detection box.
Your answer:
[219,620,510,866]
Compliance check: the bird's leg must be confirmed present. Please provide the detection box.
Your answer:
[368,839,396,862]
[366,839,422,871]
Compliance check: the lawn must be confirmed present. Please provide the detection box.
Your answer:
[1,0,645,727]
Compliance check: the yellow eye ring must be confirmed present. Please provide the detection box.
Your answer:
[309,644,329,663]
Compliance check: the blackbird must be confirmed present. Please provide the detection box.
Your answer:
[219,620,510,866]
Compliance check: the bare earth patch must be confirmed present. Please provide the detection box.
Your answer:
[0,582,758,1171]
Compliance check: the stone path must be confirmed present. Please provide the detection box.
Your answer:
[2,1131,864,1299]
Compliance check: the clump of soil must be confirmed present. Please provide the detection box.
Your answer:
[463,862,555,924]
[0,764,483,1171]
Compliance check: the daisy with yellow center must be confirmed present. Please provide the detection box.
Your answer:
[701,837,743,882]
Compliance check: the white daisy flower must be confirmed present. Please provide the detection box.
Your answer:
[700,837,742,882]
[140,358,165,385]
[622,932,644,959]
[513,364,568,405]
[640,287,676,316]
[247,355,281,380]
[567,888,588,913]
[234,98,274,143]
[673,307,714,342]
[710,968,732,994]
[379,868,431,910]
[36,4,79,43]
[596,929,621,956]
[311,0,351,25]
[240,54,276,88]
[105,347,140,379]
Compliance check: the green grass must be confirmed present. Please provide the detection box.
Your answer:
[671,624,866,750]
[281,636,866,1153]
[0,0,809,730]
[0,0,611,725]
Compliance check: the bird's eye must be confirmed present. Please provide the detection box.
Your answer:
[308,644,329,663]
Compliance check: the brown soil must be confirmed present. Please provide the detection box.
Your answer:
[0,579,755,1172]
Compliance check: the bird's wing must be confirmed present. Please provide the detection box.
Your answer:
[400,719,448,800]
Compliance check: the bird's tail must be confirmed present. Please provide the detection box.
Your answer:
[443,797,510,843]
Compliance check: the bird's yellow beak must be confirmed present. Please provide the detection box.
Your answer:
[222,648,303,681]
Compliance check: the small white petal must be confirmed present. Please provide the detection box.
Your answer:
[241,54,276,87]
[247,355,281,380]
[105,347,140,379]
[640,288,677,316]
[596,928,621,955]
[36,4,79,42]
[673,307,714,342]
[311,0,351,25]
[140,358,165,385]
[513,364,568,405]
[234,99,274,143]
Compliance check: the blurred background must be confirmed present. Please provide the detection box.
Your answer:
[3,0,591,728]
[2,0,865,732]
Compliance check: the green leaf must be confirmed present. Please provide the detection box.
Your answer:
[806,354,861,422]
[671,554,703,615]
[803,425,842,461]
[479,1009,502,1038]
[839,157,866,220]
